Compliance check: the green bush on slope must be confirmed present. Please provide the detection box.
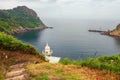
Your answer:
[60,55,120,73]
[0,32,44,58]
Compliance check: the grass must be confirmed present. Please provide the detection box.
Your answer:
[0,49,45,79]
[0,32,45,59]
[26,62,120,80]
[31,73,50,80]
[0,29,119,79]
[60,55,120,74]
[0,66,4,80]
[26,63,82,80]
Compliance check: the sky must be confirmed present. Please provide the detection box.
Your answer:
[0,0,120,19]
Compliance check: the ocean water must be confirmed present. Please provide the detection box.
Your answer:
[14,18,120,60]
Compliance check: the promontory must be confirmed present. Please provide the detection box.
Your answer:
[0,6,47,34]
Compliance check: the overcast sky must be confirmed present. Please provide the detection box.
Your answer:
[0,0,120,19]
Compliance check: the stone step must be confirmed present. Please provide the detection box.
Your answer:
[5,74,26,80]
[9,63,25,70]
[6,68,26,78]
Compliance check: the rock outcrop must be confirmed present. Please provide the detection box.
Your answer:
[109,24,120,37]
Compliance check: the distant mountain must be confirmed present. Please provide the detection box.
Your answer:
[0,6,46,34]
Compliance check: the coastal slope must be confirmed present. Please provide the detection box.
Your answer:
[0,32,119,80]
[0,6,46,34]
[109,24,120,37]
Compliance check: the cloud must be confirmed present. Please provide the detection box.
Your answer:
[0,0,120,19]
[91,0,118,2]
[0,0,20,9]
[19,0,57,3]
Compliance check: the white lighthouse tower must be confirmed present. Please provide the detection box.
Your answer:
[42,43,53,56]
[42,43,61,63]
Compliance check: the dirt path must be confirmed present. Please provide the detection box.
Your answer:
[5,63,29,80]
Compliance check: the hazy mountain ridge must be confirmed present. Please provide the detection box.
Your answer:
[0,6,46,34]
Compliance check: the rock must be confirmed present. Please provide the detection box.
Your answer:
[5,63,29,80]
[5,74,27,80]
[6,68,26,78]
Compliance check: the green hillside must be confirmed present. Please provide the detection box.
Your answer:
[0,32,45,79]
[0,32,44,57]
[0,32,119,79]
[0,6,45,33]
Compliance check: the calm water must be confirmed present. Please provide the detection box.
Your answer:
[14,18,120,60]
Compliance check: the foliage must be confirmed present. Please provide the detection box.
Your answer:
[0,66,4,80]
[0,32,44,58]
[26,62,119,80]
[59,58,72,65]
[0,6,44,32]
[60,55,120,74]
[60,58,82,65]
[32,73,50,80]
[26,63,82,80]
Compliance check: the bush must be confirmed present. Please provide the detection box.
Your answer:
[60,58,72,65]
[81,56,120,73]
[60,55,120,73]
[0,32,44,58]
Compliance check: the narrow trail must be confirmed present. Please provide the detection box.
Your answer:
[5,63,29,80]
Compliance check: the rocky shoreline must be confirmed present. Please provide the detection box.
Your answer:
[89,30,120,38]
[89,24,120,38]
[6,25,48,35]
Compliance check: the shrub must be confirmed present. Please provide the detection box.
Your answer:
[0,32,44,58]
[60,58,72,65]
[60,55,120,73]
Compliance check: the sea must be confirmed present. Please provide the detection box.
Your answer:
[14,18,120,60]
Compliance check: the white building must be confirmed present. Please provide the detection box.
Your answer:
[42,43,53,56]
[42,43,61,63]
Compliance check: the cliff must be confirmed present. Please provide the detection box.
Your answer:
[109,24,120,37]
[0,6,46,34]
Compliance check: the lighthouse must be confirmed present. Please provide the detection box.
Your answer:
[42,43,61,63]
[42,43,53,56]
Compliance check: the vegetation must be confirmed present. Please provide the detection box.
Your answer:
[0,66,4,80]
[0,48,45,80]
[26,62,120,80]
[0,6,44,32]
[109,24,120,36]
[0,32,45,79]
[0,32,44,58]
[0,31,119,79]
[60,55,120,74]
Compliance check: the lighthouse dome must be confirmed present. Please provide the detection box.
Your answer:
[45,43,50,50]
[42,43,53,56]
